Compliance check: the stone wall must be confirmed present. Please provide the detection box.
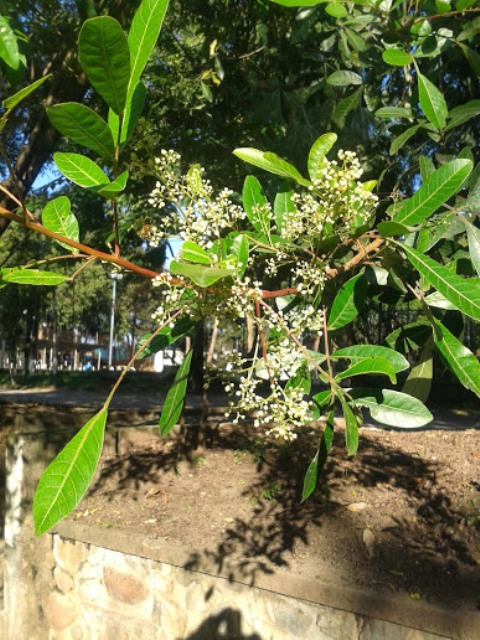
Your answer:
[43,531,448,640]
[3,409,480,640]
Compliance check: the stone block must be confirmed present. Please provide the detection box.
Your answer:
[53,537,87,573]
[159,593,188,639]
[316,607,362,639]
[185,580,213,612]
[103,566,149,605]
[45,591,79,630]
[54,567,75,594]
[360,619,444,640]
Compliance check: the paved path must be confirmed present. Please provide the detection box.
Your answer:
[0,387,478,430]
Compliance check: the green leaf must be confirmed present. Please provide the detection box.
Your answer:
[78,16,130,115]
[332,87,362,128]
[384,321,432,353]
[401,244,480,321]
[393,159,472,226]
[46,103,115,161]
[2,75,51,110]
[109,81,147,145]
[336,357,397,384]
[401,336,433,403]
[234,148,309,186]
[327,272,365,331]
[417,73,448,130]
[389,124,421,156]
[375,106,413,120]
[33,409,107,535]
[159,350,192,435]
[377,221,412,237]
[273,191,295,234]
[42,196,79,251]
[3,269,69,286]
[445,99,480,131]
[350,388,433,428]
[286,361,311,394]
[242,175,268,232]
[231,234,249,276]
[0,14,21,69]
[327,70,363,86]
[137,317,195,359]
[332,345,409,373]
[382,49,413,66]
[340,396,359,455]
[457,43,480,78]
[170,261,233,287]
[326,2,348,19]
[301,409,334,503]
[308,133,337,181]
[127,0,170,104]
[462,219,480,276]
[432,319,480,398]
[419,155,436,181]
[181,241,212,265]
[98,171,129,198]
[54,152,110,189]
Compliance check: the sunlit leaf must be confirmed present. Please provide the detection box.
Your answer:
[42,196,79,251]
[327,271,365,331]
[335,357,397,384]
[46,103,115,161]
[170,261,233,287]
[3,269,69,286]
[417,72,448,130]
[432,319,480,398]
[301,408,334,503]
[234,148,309,186]
[0,15,21,69]
[243,175,269,232]
[382,49,413,66]
[327,70,363,86]
[401,336,433,403]
[462,219,480,276]
[54,152,110,189]
[79,16,130,115]
[33,409,107,535]
[181,241,213,265]
[98,171,129,198]
[401,244,480,320]
[389,124,421,156]
[340,396,359,455]
[350,388,433,428]
[2,75,51,110]
[393,159,472,226]
[332,345,409,373]
[308,133,337,181]
[273,191,295,234]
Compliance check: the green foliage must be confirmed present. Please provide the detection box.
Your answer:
[0,0,478,533]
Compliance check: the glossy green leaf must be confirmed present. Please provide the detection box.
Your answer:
[308,133,337,181]
[137,317,195,359]
[326,2,348,18]
[109,81,147,145]
[419,155,436,181]
[33,408,107,535]
[350,388,433,428]
[462,219,480,276]
[384,321,432,354]
[127,0,170,106]
[327,70,363,86]
[382,49,413,66]
[234,148,309,186]
[42,196,79,251]
[181,241,212,265]
[418,73,448,130]
[375,106,413,120]
[401,336,433,403]
[336,357,397,384]
[54,152,110,189]
[340,396,359,455]
[332,87,362,128]
[401,244,480,320]
[433,319,480,398]
[170,261,233,287]
[301,409,334,503]
[0,15,20,69]
[231,234,249,276]
[2,75,51,110]
[332,345,409,373]
[242,175,268,232]
[273,191,295,234]
[79,16,130,115]
[46,103,115,161]
[98,171,129,198]
[393,159,472,226]
[445,100,480,131]
[3,269,69,286]
[327,272,365,331]
[377,221,412,237]
[270,0,327,5]
[389,124,421,156]
[159,350,192,435]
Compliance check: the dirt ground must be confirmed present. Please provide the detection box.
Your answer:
[66,408,480,614]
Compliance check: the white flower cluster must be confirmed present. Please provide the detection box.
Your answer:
[282,149,378,243]
[292,260,327,296]
[145,150,245,248]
